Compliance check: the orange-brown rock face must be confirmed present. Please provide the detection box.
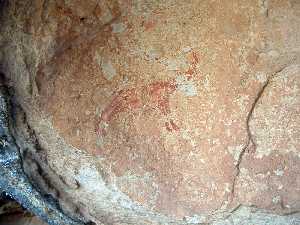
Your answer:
[1,0,300,224]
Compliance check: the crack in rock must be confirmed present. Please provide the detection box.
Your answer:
[230,65,290,204]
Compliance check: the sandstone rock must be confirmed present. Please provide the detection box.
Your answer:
[235,65,300,214]
[0,0,299,224]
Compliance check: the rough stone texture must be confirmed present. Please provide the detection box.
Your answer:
[234,65,300,214]
[0,0,300,224]
[0,197,47,225]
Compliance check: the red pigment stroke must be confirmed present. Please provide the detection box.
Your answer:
[147,81,177,115]
[185,51,200,79]
[165,119,180,132]
[142,20,157,31]
[96,81,179,136]
[100,88,140,122]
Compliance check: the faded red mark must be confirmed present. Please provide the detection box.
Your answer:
[147,81,177,115]
[192,52,199,64]
[170,119,179,131]
[96,80,178,136]
[185,67,194,76]
[142,20,156,31]
[185,51,200,79]
[101,89,140,122]
[96,89,140,136]
[165,119,180,132]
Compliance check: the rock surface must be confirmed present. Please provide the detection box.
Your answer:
[0,0,300,224]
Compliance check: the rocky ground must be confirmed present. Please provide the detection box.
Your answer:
[0,194,46,225]
[0,0,300,224]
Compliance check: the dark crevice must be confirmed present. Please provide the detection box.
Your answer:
[85,221,96,225]
[0,0,8,18]
[0,78,86,225]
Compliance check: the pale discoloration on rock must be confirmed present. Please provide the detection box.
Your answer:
[175,76,198,97]
[112,23,126,33]
[101,60,117,81]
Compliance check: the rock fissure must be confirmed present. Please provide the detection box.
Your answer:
[230,65,291,204]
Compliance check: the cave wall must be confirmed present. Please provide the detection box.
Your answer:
[0,0,300,224]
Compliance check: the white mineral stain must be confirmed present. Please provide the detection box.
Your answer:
[176,75,198,97]
[181,130,196,147]
[224,183,231,193]
[255,146,272,159]
[76,165,107,193]
[255,72,268,83]
[240,168,249,175]
[95,137,104,148]
[94,51,117,80]
[165,59,179,70]
[228,145,244,163]
[267,50,280,58]
[225,128,231,137]
[112,22,126,33]
[274,168,284,176]
[95,107,101,116]
[277,184,283,190]
[101,60,117,80]
[272,196,281,204]
[235,95,249,112]
[203,74,211,89]
[259,0,269,15]
[184,214,206,224]
[182,46,192,53]
[145,48,161,61]
[75,164,142,210]
[163,57,188,71]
